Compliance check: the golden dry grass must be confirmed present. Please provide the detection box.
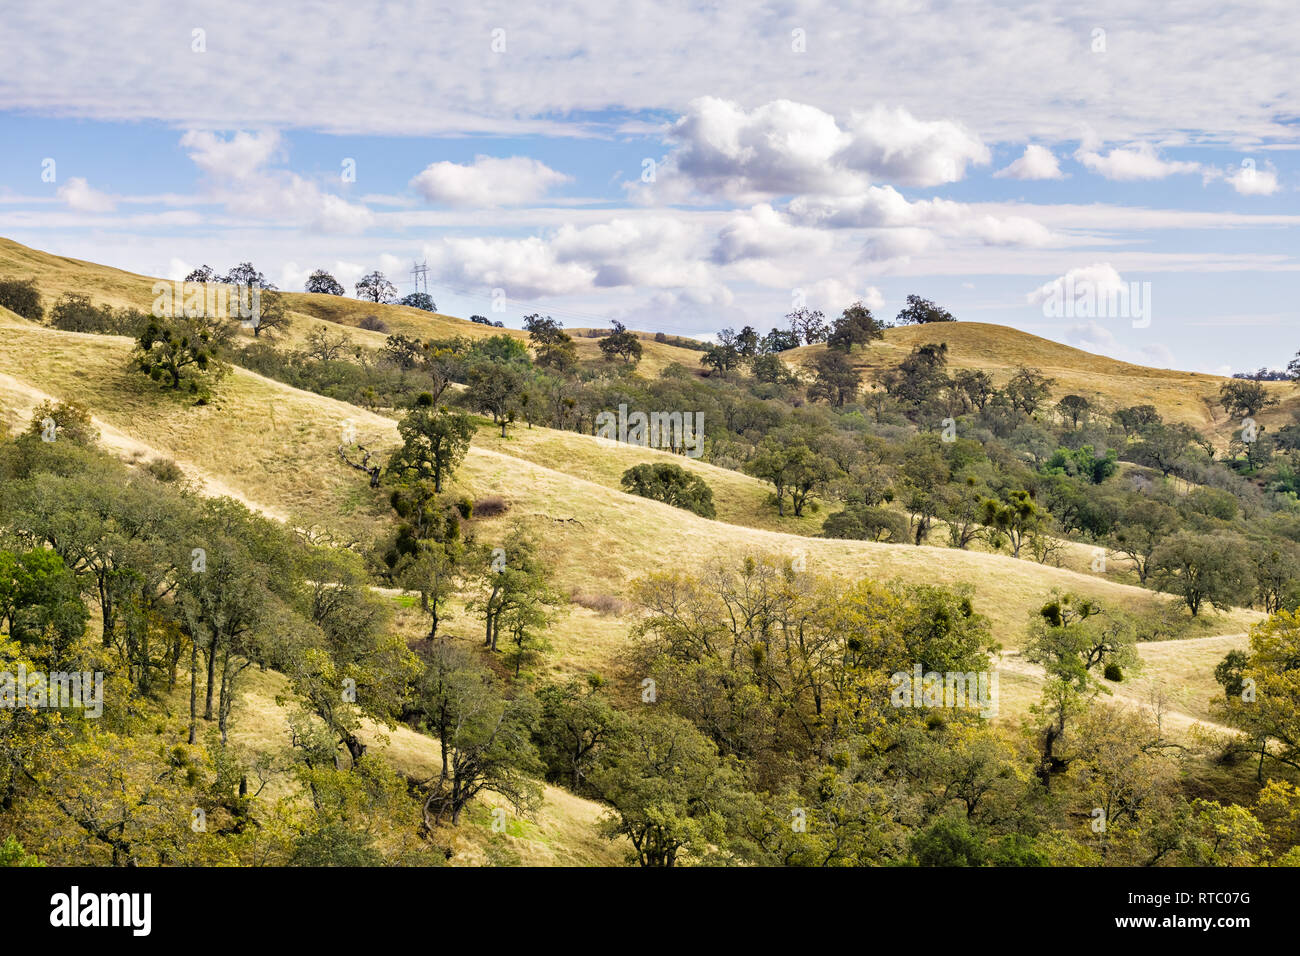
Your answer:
[0,310,1260,676]
[0,236,706,377]
[158,664,622,866]
[1,235,1272,855]
[789,321,1299,442]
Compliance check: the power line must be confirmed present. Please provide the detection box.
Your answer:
[410,260,429,296]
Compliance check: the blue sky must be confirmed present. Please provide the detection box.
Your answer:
[1,0,1297,374]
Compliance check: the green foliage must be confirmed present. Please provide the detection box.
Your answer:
[1150,531,1255,616]
[305,269,345,295]
[523,314,577,372]
[743,435,841,517]
[598,321,643,364]
[0,836,41,867]
[25,399,99,447]
[1045,444,1118,484]
[133,314,232,394]
[591,710,745,866]
[0,276,43,320]
[620,462,716,518]
[413,639,544,826]
[399,292,437,312]
[1218,378,1277,419]
[355,271,397,303]
[821,501,909,542]
[464,358,525,436]
[894,294,956,325]
[387,403,476,492]
[826,302,885,352]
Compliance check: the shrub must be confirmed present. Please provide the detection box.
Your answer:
[0,277,43,321]
[569,590,630,615]
[48,293,112,333]
[145,458,186,482]
[473,495,509,518]
[399,292,437,312]
[25,399,99,446]
[620,462,715,518]
[358,314,389,332]
[822,502,909,542]
[1103,662,1124,682]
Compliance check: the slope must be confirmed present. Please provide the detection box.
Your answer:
[0,311,1261,682]
[788,321,1298,440]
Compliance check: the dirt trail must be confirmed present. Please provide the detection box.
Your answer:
[996,645,1241,739]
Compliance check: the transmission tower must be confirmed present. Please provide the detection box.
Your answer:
[411,260,429,296]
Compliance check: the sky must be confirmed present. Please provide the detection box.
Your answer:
[0,0,1297,375]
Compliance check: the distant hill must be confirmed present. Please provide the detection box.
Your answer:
[789,321,1297,441]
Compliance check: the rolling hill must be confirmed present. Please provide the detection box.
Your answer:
[789,321,1298,441]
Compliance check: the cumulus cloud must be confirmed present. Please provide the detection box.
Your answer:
[410,155,571,207]
[861,227,942,263]
[994,145,1063,180]
[636,98,987,203]
[1225,160,1281,196]
[180,129,373,233]
[422,216,723,301]
[1076,143,1200,181]
[800,278,884,313]
[838,105,989,186]
[788,185,1051,246]
[180,130,283,180]
[644,97,860,202]
[710,204,833,264]
[1026,263,1127,306]
[56,176,116,212]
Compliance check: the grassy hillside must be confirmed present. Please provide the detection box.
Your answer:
[2,236,1287,870]
[789,321,1298,441]
[0,309,1260,679]
[0,237,707,376]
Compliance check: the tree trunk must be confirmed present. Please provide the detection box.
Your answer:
[188,639,199,744]
[204,633,218,720]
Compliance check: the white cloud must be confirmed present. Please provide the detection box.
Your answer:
[5,2,1300,148]
[180,130,283,180]
[862,227,941,263]
[637,98,987,203]
[1226,160,1281,196]
[180,130,373,234]
[645,97,860,202]
[422,217,724,301]
[1076,143,1200,181]
[800,278,884,314]
[1026,263,1126,306]
[56,177,115,212]
[787,186,1052,252]
[710,204,833,264]
[839,105,989,186]
[956,214,1052,246]
[410,156,571,207]
[994,145,1063,180]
